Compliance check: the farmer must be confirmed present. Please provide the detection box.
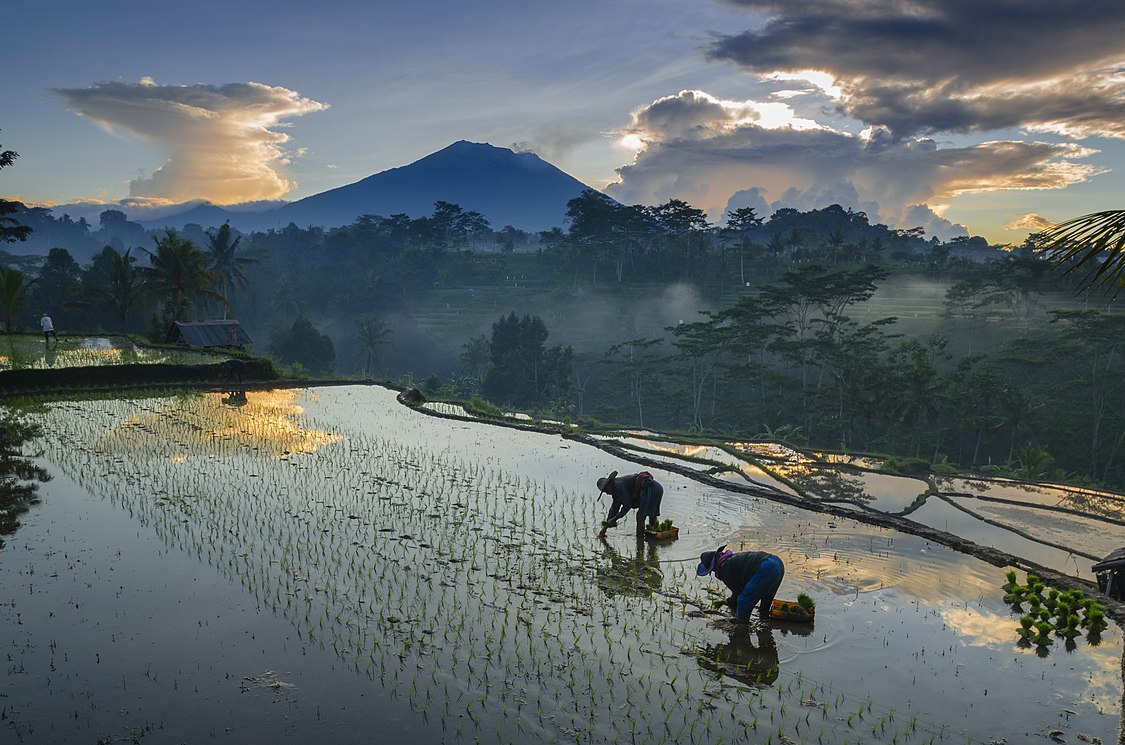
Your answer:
[40,312,58,344]
[219,358,247,384]
[596,470,664,538]
[697,545,785,622]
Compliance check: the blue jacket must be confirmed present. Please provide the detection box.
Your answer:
[713,551,772,596]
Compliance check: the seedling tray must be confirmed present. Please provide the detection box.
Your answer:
[770,598,814,622]
[644,527,679,541]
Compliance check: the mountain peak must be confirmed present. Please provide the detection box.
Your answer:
[140,141,594,233]
[271,140,591,231]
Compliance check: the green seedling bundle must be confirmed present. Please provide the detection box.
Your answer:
[1002,570,1109,649]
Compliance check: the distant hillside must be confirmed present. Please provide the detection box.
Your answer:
[141,141,596,234]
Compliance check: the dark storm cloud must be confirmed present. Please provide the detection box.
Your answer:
[709,0,1125,138]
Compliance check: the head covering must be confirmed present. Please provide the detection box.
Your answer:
[696,544,728,576]
[597,471,618,494]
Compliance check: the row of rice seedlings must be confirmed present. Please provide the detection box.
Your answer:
[31,391,944,744]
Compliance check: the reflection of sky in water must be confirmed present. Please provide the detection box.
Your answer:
[909,497,1095,579]
[941,605,1123,714]
[965,499,1125,561]
[938,476,1125,521]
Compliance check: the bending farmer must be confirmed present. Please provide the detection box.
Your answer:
[219,358,247,384]
[597,470,664,538]
[697,545,785,622]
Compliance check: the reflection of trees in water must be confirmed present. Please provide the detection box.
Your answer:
[698,625,781,688]
[0,412,50,548]
[595,538,662,598]
[785,467,869,503]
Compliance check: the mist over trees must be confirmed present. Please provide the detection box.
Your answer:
[2,190,1123,489]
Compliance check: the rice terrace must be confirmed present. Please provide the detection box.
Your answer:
[2,380,1122,744]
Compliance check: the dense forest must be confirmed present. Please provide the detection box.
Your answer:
[2,192,1123,491]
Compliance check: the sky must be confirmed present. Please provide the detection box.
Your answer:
[3,0,1123,244]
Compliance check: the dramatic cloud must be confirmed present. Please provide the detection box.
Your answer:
[709,0,1125,139]
[607,90,1102,239]
[54,78,328,204]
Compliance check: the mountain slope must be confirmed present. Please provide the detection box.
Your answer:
[249,140,593,233]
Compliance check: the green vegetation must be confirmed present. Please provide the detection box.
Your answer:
[1002,571,1109,650]
[4,191,1125,490]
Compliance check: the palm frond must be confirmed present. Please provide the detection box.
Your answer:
[1036,210,1125,297]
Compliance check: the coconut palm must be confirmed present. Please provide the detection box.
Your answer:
[85,247,146,334]
[355,313,392,376]
[1036,210,1125,297]
[205,222,258,318]
[141,230,222,327]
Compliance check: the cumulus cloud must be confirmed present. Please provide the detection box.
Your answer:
[708,0,1125,140]
[54,78,328,204]
[606,89,1103,240]
[1004,212,1056,232]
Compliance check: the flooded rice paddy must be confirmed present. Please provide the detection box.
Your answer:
[1,385,1121,744]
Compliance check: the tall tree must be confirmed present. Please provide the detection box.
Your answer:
[723,206,763,286]
[459,335,490,384]
[83,247,146,334]
[604,337,664,429]
[0,138,32,245]
[482,313,572,407]
[270,315,336,375]
[28,248,81,319]
[205,222,257,318]
[0,268,32,333]
[141,230,222,331]
[355,313,392,376]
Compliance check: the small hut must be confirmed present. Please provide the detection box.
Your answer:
[167,320,253,348]
[1092,548,1125,600]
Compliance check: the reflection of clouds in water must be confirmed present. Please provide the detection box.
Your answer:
[941,606,1122,713]
[750,521,1002,603]
[100,390,342,460]
[941,606,1019,647]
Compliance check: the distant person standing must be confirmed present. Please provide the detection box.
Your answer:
[40,313,58,344]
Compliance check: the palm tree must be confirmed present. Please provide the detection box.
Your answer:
[205,222,258,318]
[0,268,32,333]
[1036,210,1125,297]
[355,313,391,376]
[141,230,222,330]
[85,248,146,334]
